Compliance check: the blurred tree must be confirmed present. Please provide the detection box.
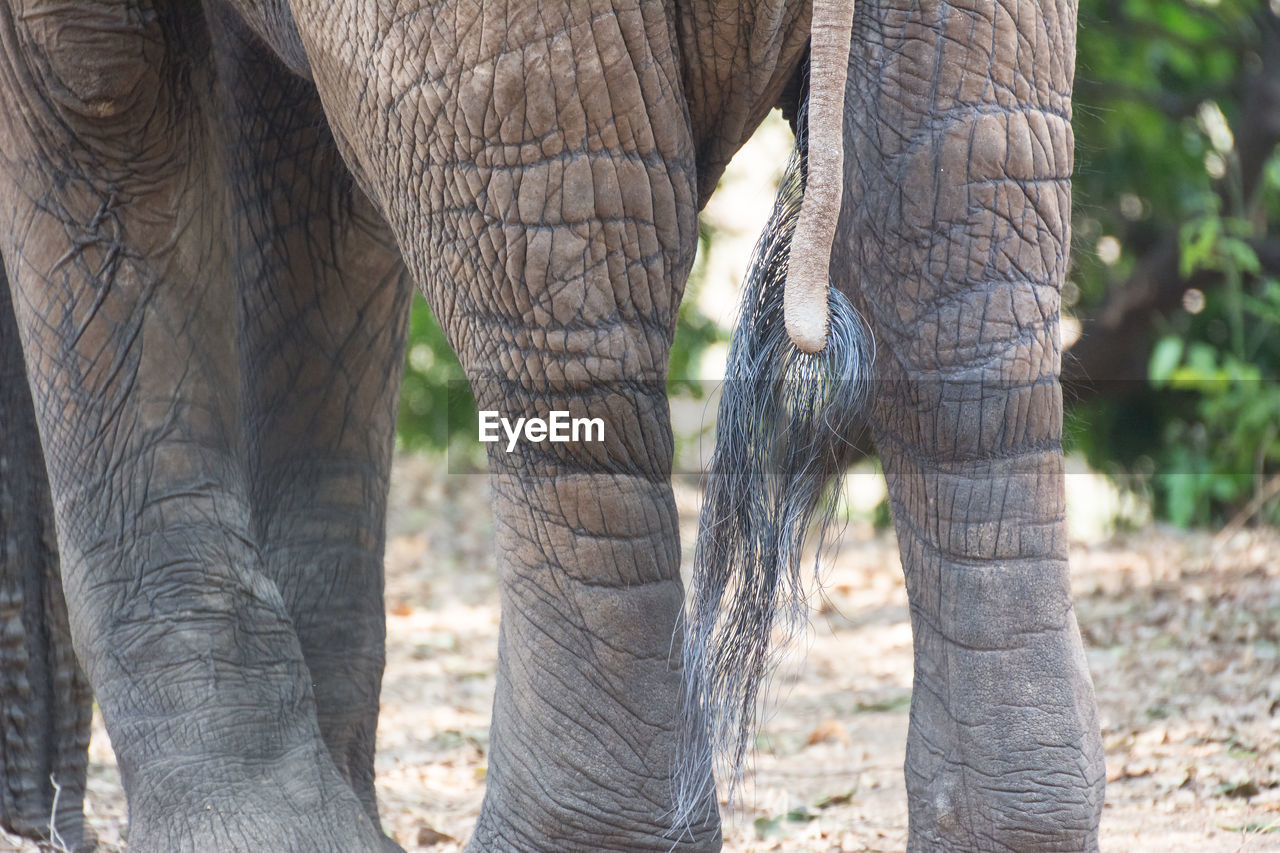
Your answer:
[395,298,466,453]
[1066,0,1280,525]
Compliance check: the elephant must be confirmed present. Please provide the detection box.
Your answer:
[0,0,1106,851]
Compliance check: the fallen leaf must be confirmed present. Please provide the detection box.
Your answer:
[416,824,456,847]
[1219,780,1261,799]
[815,791,855,809]
[806,718,851,746]
[1106,763,1156,783]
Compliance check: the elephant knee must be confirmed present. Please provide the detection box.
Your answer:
[8,3,203,130]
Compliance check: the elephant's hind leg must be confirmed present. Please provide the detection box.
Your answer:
[207,9,412,841]
[0,4,385,850]
[286,1,721,848]
[834,0,1105,849]
[0,261,93,852]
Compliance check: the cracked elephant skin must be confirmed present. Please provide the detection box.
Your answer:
[0,1,1104,851]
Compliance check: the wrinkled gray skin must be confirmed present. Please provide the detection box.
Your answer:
[0,266,94,851]
[0,1,1104,851]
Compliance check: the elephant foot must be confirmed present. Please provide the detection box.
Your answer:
[466,808,720,853]
[902,625,1106,853]
[125,806,398,853]
[120,745,399,853]
[127,825,396,853]
[904,759,1103,853]
[466,732,721,852]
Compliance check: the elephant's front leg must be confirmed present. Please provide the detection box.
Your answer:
[835,0,1105,849]
[0,5,385,850]
[473,388,711,851]
[0,262,93,852]
[209,11,412,838]
[288,2,719,848]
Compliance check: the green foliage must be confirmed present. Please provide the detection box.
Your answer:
[871,497,893,531]
[395,297,471,454]
[1067,0,1280,526]
[1145,219,1280,526]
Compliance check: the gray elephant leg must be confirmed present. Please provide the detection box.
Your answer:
[0,264,93,852]
[287,2,720,849]
[835,0,1105,850]
[671,1,812,204]
[207,8,412,836]
[0,5,383,850]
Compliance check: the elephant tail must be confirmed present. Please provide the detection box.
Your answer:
[673,44,872,832]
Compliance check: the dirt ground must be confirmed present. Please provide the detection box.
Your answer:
[5,455,1280,852]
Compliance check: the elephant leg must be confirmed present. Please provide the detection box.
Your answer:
[835,0,1105,850]
[0,262,93,852]
[670,0,812,204]
[286,2,719,849]
[0,5,383,850]
[206,7,412,834]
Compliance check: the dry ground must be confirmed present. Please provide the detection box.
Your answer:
[5,455,1280,852]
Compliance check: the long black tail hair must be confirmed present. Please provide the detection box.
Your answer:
[673,94,874,828]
